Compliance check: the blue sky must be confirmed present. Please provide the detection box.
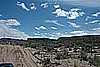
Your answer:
[0,0,100,39]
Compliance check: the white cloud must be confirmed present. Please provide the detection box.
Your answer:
[89,20,100,24]
[69,29,100,37]
[52,8,68,17]
[92,12,100,17]
[51,0,99,7]
[47,32,68,39]
[68,8,85,19]
[68,21,81,28]
[51,27,57,30]
[49,29,100,39]
[0,14,2,17]
[69,30,98,36]
[41,3,49,8]
[33,32,67,39]
[29,3,37,10]
[85,20,100,25]
[0,19,30,39]
[89,28,100,34]
[85,12,100,21]
[54,4,60,8]
[35,26,47,30]
[49,32,62,38]
[92,27,100,31]
[69,0,99,7]
[79,11,85,16]
[33,29,100,39]
[0,19,21,26]
[52,32,61,35]
[45,20,64,26]
[33,33,50,39]
[68,30,99,37]
[70,31,85,34]
[67,12,79,19]
[35,27,40,30]
[85,16,92,21]
[58,30,100,38]
[52,8,85,19]
[85,23,88,25]
[70,8,81,11]
[17,2,30,11]
[39,26,47,30]
[34,33,41,36]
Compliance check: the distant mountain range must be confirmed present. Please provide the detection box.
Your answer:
[0,35,100,43]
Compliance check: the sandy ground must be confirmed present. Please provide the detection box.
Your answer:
[0,44,94,67]
[0,44,38,67]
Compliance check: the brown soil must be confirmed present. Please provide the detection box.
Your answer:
[0,44,38,67]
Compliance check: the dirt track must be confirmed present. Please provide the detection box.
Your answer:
[0,44,38,67]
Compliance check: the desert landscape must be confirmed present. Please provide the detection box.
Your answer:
[0,45,38,67]
[0,35,100,67]
[0,0,100,67]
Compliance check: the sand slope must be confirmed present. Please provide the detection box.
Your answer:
[0,45,38,67]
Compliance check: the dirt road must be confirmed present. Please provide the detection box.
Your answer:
[0,44,38,67]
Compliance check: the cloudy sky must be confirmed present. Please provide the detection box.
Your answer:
[0,0,100,39]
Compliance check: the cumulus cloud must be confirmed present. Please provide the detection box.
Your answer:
[52,8,85,19]
[51,26,57,30]
[35,26,47,30]
[68,21,81,28]
[45,20,64,26]
[92,12,100,17]
[41,2,49,8]
[17,2,30,11]
[39,26,47,29]
[52,9,68,17]
[35,27,40,30]
[54,4,60,9]
[0,19,30,39]
[29,3,37,10]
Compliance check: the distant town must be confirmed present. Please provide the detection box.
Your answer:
[0,35,100,67]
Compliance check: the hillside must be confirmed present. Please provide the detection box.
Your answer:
[0,35,100,67]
